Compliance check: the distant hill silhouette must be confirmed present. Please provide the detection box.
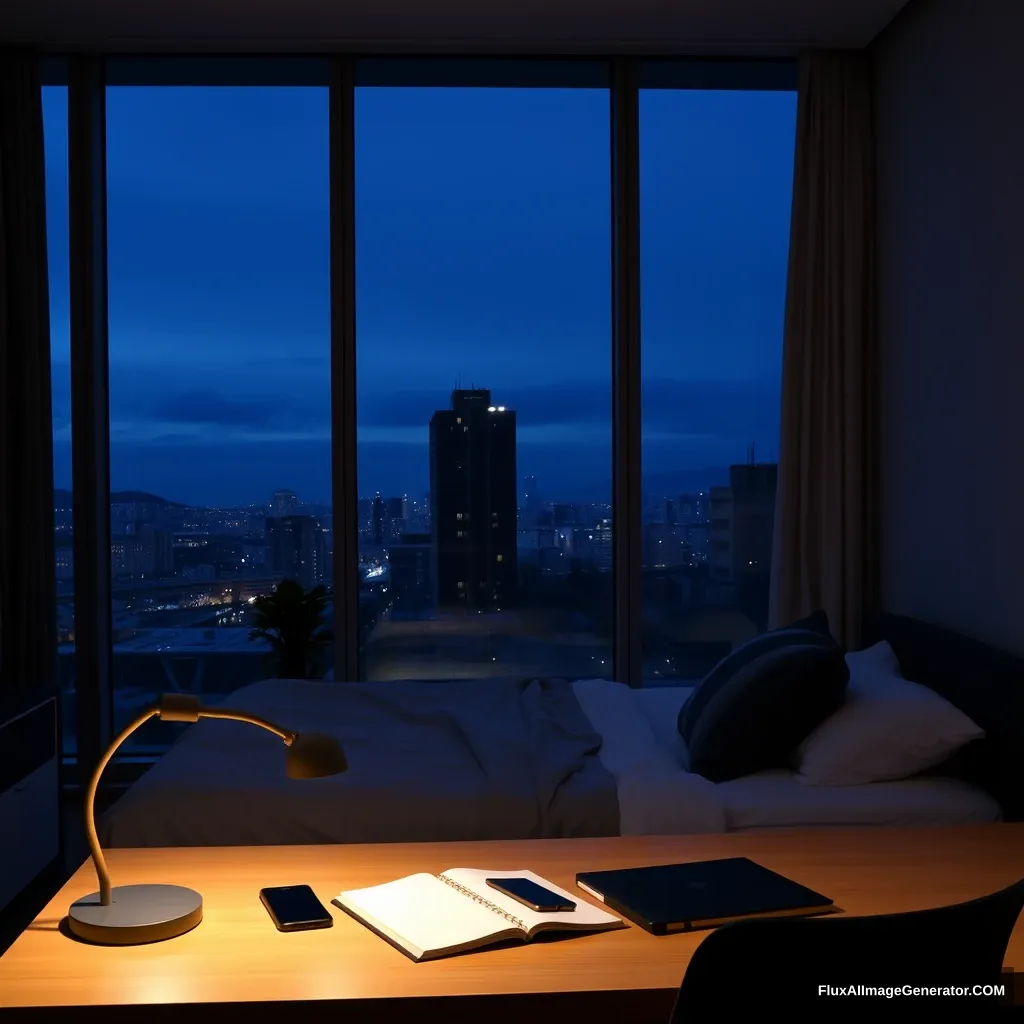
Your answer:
[54,488,184,508]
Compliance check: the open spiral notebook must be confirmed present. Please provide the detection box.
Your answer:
[332,868,624,961]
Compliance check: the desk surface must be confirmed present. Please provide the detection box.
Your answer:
[2,825,1023,1019]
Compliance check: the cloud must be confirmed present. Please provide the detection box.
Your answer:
[107,365,331,436]
[356,377,780,437]
[140,389,276,429]
[69,373,780,459]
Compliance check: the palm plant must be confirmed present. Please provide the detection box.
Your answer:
[248,579,333,680]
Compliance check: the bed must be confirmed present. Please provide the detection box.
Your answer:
[100,612,1023,847]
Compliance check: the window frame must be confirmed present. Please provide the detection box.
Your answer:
[41,53,796,777]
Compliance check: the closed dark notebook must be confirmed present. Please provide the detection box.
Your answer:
[576,857,834,935]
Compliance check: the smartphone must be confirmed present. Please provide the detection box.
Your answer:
[259,884,333,932]
[485,877,576,913]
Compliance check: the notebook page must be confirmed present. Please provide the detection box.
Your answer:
[336,873,510,958]
[442,868,621,933]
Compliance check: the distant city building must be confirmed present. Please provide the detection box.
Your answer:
[55,543,74,581]
[522,475,540,526]
[385,496,408,544]
[709,463,777,628]
[573,520,613,571]
[371,494,385,546]
[145,526,175,576]
[357,496,372,540]
[110,526,174,579]
[643,521,692,569]
[388,532,432,611]
[266,514,325,589]
[111,498,165,532]
[677,493,708,525]
[241,540,269,573]
[552,503,576,528]
[270,489,300,517]
[403,495,430,533]
[429,388,518,610]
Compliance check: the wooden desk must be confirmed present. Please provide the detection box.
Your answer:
[2,825,1023,1022]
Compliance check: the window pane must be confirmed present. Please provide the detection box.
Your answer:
[106,83,330,748]
[43,84,73,754]
[355,81,613,682]
[639,88,797,683]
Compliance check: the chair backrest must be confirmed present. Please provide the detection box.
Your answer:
[671,877,1024,1018]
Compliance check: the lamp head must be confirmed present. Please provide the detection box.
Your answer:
[286,731,348,779]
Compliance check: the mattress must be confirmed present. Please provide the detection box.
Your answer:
[716,770,1001,830]
[101,676,621,848]
[101,677,1000,848]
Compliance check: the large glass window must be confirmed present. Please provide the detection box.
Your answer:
[43,84,73,752]
[639,88,796,683]
[354,77,613,681]
[105,82,330,746]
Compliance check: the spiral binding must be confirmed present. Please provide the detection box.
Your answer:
[436,874,527,931]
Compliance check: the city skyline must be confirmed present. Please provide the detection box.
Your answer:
[42,84,796,507]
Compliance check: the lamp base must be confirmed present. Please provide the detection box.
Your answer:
[68,884,203,945]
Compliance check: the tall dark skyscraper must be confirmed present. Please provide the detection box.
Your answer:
[429,388,517,609]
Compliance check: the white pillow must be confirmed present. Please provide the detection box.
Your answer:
[795,640,985,786]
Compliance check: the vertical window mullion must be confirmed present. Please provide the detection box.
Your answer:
[329,58,360,682]
[67,56,113,773]
[611,58,643,689]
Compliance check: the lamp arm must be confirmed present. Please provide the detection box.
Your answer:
[85,696,300,907]
[83,707,159,907]
[196,707,296,745]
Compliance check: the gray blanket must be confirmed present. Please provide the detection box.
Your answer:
[102,677,620,847]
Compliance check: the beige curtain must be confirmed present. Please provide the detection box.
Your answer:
[0,50,57,691]
[768,50,879,649]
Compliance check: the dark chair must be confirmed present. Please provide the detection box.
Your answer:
[671,878,1024,1018]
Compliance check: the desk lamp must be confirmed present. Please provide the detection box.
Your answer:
[67,693,347,945]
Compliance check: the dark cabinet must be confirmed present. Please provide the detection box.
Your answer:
[0,695,60,912]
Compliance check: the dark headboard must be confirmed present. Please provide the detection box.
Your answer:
[863,613,1024,821]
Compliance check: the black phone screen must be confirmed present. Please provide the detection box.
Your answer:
[259,884,333,931]
[485,877,577,912]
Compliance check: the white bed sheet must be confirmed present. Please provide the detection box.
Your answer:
[631,684,695,769]
[621,684,1002,830]
[571,679,725,836]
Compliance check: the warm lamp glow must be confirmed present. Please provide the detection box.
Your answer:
[67,694,347,945]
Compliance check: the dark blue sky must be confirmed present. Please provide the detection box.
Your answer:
[43,83,795,508]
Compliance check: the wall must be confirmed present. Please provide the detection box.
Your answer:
[872,0,1024,656]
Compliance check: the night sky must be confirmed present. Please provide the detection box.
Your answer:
[42,83,795,508]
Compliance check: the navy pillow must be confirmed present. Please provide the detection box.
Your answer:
[678,618,836,744]
[685,643,850,782]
